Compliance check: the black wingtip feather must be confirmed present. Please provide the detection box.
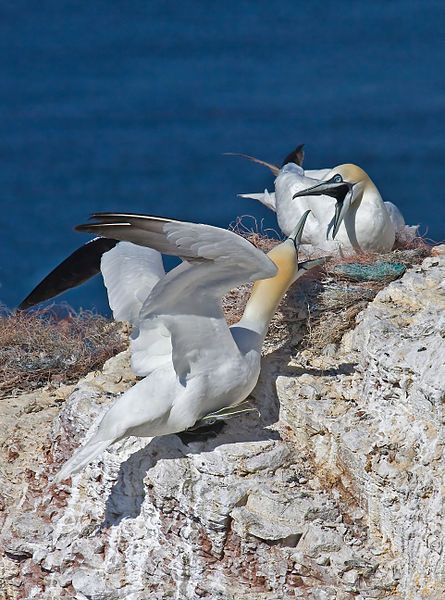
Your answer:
[18,238,118,310]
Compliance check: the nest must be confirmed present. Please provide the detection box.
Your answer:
[224,217,432,352]
[228,215,282,254]
[302,243,431,350]
[0,306,127,398]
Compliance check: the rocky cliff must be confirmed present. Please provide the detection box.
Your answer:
[0,248,444,600]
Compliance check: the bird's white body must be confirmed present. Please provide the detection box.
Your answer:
[55,214,316,482]
[242,163,413,255]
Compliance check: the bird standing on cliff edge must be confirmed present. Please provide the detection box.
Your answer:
[233,148,415,255]
[53,211,326,482]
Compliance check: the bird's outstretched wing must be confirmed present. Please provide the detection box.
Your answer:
[18,238,118,310]
[77,214,278,380]
[76,214,277,282]
[100,241,165,325]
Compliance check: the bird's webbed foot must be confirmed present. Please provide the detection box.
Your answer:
[177,420,226,444]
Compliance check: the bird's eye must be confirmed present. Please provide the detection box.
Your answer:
[333,174,343,183]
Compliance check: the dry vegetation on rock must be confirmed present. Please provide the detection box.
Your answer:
[301,244,432,350]
[0,307,127,398]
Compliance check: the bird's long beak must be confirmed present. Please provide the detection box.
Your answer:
[288,210,332,273]
[298,256,332,272]
[292,176,353,240]
[331,193,353,239]
[288,209,311,247]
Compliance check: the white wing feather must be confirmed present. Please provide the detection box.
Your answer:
[274,164,333,237]
[238,167,334,235]
[385,201,418,243]
[100,241,165,325]
[384,201,406,232]
[77,214,277,283]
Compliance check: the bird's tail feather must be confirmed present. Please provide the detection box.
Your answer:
[238,191,277,212]
[54,438,113,484]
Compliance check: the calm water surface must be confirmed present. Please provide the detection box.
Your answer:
[1,1,444,312]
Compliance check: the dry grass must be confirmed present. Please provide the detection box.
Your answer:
[0,306,127,398]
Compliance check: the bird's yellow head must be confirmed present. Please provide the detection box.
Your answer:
[292,163,380,239]
[332,163,371,185]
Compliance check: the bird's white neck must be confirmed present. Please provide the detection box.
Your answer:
[356,180,384,211]
[233,240,297,346]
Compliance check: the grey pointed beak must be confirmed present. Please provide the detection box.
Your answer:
[292,176,353,240]
[298,256,332,271]
[292,177,352,201]
[289,209,311,247]
[288,210,332,278]
[332,194,353,239]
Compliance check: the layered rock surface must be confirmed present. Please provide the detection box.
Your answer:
[0,248,444,600]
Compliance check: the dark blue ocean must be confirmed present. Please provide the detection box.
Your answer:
[1,1,444,313]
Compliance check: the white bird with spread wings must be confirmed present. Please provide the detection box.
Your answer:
[50,211,324,482]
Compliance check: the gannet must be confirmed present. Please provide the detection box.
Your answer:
[281,162,397,253]
[235,150,413,254]
[52,211,325,482]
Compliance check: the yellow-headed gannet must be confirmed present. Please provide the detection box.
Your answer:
[52,211,325,482]
[236,150,414,254]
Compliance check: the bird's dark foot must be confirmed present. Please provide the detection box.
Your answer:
[177,420,226,445]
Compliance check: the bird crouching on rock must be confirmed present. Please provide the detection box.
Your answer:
[232,147,417,255]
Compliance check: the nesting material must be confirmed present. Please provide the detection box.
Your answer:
[0,307,127,397]
[295,245,431,350]
[333,261,406,282]
[229,215,282,254]
[225,217,432,352]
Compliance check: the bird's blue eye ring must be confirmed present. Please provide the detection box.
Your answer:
[333,174,343,183]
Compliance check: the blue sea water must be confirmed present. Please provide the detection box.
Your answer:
[1,0,444,313]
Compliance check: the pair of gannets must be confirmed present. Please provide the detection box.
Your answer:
[234,147,414,254]
[21,211,325,482]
